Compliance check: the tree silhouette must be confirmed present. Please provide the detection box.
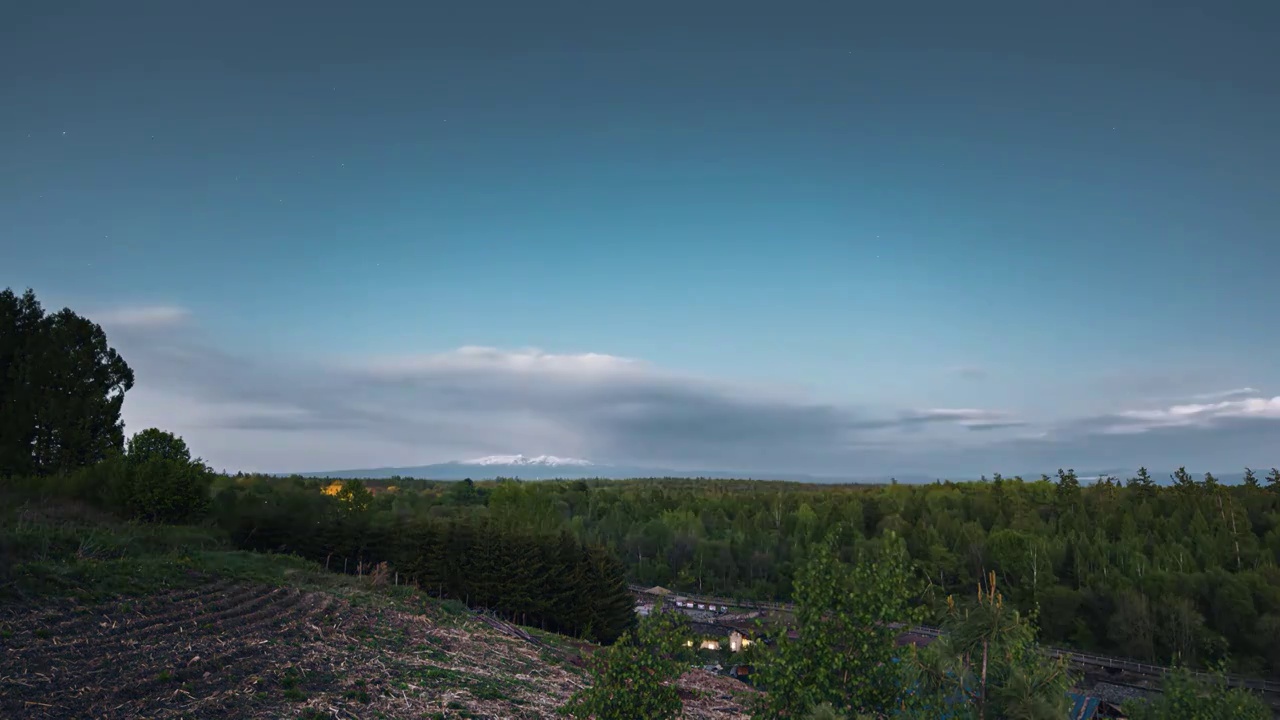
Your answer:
[1,288,133,476]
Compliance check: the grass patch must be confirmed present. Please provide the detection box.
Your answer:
[0,495,454,610]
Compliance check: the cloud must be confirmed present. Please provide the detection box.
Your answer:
[1102,395,1280,435]
[947,366,988,380]
[853,408,1026,433]
[93,305,191,330]
[103,313,1025,474]
[359,346,647,379]
[1187,387,1259,401]
[101,308,1279,476]
[908,408,1022,429]
[957,392,1280,475]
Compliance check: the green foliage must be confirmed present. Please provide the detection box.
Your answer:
[1123,666,1270,720]
[115,428,211,523]
[0,287,134,477]
[446,477,487,506]
[750,530,917,719]
[39,428,214,523]
[126,428,192,465]
[1054,468,1080,503]
[327,478,374,515]
[7,437,213,525]
[559,609,691,720]
[802,703,846,720]
[425,473,1280,677]
[901,573,1075,720]
[112,457,212,523]
[219,478,636,642]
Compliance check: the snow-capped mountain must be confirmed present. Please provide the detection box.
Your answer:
[294,458,898,483]
[460,454,594,467]
[295,453,956,483]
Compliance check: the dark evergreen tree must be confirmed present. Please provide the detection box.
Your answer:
[0,288,134,476]
[1055,468,1080,503]
[1171,466,1198,495]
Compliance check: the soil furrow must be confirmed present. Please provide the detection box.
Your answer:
[86,585,277,651]
[20,584,278,671]
[216,588,308,635]
[192,587,292,629]
[101,583,269,639]
[65,587,285,673]
[25,578,237,640]
[11,583,268,663]
[0,582,622,720]
[109,643,266,705]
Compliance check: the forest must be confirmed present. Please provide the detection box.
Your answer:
[285,470,1280,678]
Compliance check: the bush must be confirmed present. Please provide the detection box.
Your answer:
[68,456,212,524]
[1124,666,1270,720]
[559,609,692,720]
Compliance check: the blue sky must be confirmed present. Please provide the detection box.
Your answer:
[3,2,1278,475]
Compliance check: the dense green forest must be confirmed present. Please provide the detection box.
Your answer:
[289,471,1280,678]
[569,540,1272,720]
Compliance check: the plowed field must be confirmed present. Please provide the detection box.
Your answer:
[0,579,753,719]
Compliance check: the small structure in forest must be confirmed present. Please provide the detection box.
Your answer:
[728,629,754,653]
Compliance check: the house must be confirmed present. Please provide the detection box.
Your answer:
[728,629,754,653]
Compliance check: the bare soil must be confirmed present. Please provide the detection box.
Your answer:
[1,579,754,719]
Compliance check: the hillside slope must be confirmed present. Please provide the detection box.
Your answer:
[0,499,754,719]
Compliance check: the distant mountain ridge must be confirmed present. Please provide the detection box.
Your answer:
[294,458,913,483]
[291,460,1262,485]
[460,454,593,467]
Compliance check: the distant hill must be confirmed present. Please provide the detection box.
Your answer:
[293,460,1264,485]
[293,454,938,483]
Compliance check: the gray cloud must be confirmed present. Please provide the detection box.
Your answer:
[853,408,1026,433]
[1187,387,1259,401]
[96,306,1280,477]
[91,305,191,330]
[947,366,989,381]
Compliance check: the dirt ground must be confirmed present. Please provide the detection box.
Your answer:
[0,579,755,719]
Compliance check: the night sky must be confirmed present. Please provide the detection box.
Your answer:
[3,1,1278,475]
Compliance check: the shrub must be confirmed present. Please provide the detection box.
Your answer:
[1124,666,1270,720]
[69,455,212,524]
[118,458,212,523]
[559,609,692,720]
